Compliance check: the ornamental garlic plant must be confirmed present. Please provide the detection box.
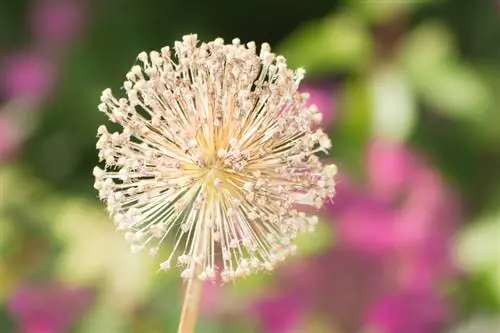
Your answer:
[93,34,336,332]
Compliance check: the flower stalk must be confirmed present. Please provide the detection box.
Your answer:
[177,272,203,333]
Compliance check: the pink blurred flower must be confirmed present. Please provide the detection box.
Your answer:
[0,52,55,103]
[393,169,459,288]
[364,290,449,333]
[279,246,392,332]
[254,139,459,332]
[8,282,93,333]
[334,183,398,256]
[30,0,86,50]
[252,292,304,333]
[199,283,222,316]
[301,84,335,128]
[331,140,459,287]
[366,140,416,201]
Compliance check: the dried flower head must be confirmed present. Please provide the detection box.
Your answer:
[93,34,337,282]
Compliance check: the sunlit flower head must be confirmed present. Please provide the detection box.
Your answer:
[93,34,337,282]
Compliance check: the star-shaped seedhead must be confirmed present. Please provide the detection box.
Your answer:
[93,34,337,283]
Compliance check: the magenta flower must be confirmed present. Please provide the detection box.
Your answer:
[366,139,416,201]
[8,282,93,333]
[279,246,393,332]
[333,182,398,256]
[254,139,459,332]
[392,169,459,288]
[30,0,86,50]
[252,292,304,333]
[0,52,55,103]
[331,140,459,288]
[364,290,449,333]
[300,84,335,128]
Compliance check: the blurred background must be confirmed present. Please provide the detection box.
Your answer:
[1,0,500,332]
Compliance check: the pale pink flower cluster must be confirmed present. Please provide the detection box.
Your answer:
[94,34,337,282]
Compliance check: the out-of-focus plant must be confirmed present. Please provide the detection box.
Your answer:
[0,0,88,163]
[251,139,459,332]
[279,1,497,149]
[7,282,93,333]
[0,165,175,332]
[1,0,500,332]
[455,210,500,306]
[447,315,500,333]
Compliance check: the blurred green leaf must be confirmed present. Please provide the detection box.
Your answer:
[418,63,491,118]
[0,306,16,333]
[447,315,500,333]
[295,217,334,258]
[402,22,492,119]
[454,210,500,305]
[331,77,371,176]
[0,1,27,46]
[401,22,455,74]
[195,321,225,333]
[470,66,500,145]
[238,272,270,289]
[53,199,156,311]
[279,11,372,75]
[0,216,14,254]
[370,65,417,141]
[78,296,127,333]
[493,264,500,302]
[455,212,500,273]
[452,272,500,317]
[347,0,431,23]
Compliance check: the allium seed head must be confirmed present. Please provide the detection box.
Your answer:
[93,34,337,282]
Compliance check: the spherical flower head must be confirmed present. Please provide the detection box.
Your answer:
[93,34,337,283]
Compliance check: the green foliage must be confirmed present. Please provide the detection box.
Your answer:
[331,76,371,176]
[279,11,372,75]
[402,22,493,119]
[455,212,500,303]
